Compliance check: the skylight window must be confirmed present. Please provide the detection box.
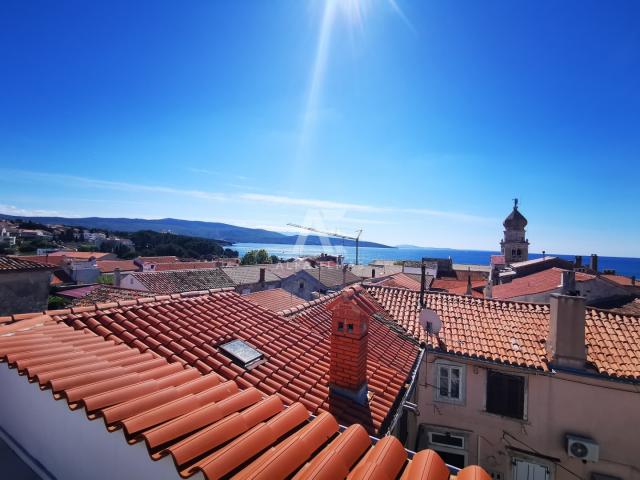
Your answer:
[219,339,264,369]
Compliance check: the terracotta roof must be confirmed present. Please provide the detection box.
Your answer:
[0,255,55,272]
[378,273,425,290]
[602,274,638,287]
[96,260,138,273]
[126,269,235,294]
[492,268,594,300]
[32,288,419,435]
[152,262,219,272]
[244,288,307,313]
[431,278,485,298]
[47,251,112,260]
[136,255,179,264]
[60,285,155,306]
[12,254,66,267]
[0,316,487,480]
[366,285,640,381]
[222,265,280,285]
[303,266,361,289]
[491,255,505,265]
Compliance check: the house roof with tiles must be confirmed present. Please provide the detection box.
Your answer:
[24,287,420,435]
[377,272,427,290]
[152,261,220,272]
[96,259,138,273]
[125,268,235,294]
[431,278,485,298]
[302,266,361,289]
[0,316,488,480]
[243,288,307,313]
[58,284,156,306]
[491,267,595,299]
[0,255,55,272]
[602,274,639,288]
[135,255,179,264]
[47,250,114,260]
[365,284,640,382]
[222,265,281,285]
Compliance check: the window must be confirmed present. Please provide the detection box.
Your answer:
[436,362,464,402]
[486,370,526,419]
[417,426,468,469]
[219,339,264,369]
[299,281,304,290]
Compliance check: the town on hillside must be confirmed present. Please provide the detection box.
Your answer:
[1,201,639,480]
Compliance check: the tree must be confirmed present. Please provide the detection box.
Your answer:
[255,249,271,264]
[269,255,279,264]
[241,250,257,265]
[241,249,272,265]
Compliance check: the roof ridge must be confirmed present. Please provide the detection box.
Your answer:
[279,291,342,317]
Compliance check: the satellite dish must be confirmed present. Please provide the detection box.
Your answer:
[419,308,442,335]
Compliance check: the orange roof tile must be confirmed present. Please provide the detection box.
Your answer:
[96,260,139,273]
[136,255,179,263]
[244,288,307,313]
[378,273,424,290]
[492,268,594,300]
[47,251,113,260]
[602,274,638,287]
[21,287,420,435]
[0,316,489,479]
[366,285,640,381]
[431,278,485,298]
[96,259,138,273]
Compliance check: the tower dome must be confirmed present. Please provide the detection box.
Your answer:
[503,199,528,229]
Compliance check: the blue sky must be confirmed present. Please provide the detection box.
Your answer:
[1,1,638,256]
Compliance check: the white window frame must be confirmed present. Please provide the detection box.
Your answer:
[428,431,466,449]
[423,426,469,469]
[434,361,465,404]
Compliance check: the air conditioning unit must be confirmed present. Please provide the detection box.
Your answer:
[567,435,599,462]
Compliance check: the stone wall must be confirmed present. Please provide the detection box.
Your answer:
[0,270,51,315]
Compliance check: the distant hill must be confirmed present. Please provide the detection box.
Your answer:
[0,214,391,248]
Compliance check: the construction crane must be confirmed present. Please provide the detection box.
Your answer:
[287,223,363,265]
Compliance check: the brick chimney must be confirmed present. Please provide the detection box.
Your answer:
[590,254,598,273]
[326,289,371,405]
[547,294,587,369]
[259,267,266,284]
[114,267,121,288]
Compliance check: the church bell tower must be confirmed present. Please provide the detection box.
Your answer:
[500,198,529,263]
